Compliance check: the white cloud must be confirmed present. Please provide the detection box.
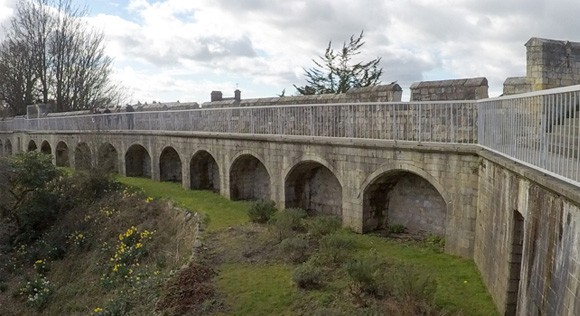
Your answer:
[3,0,580,102]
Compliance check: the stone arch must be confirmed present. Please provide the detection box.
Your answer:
[97,143,118,173]
[159,146,182,182]
[74,142,92,170]
[284,158,343,216]
[40,140,52,155]
[55,141,70,167]
[190,150,220,192]
[125,144,151,178]
[229,153,271,201]
[361,164,449,236]
[5,140,12,156]
[27,140,37,152]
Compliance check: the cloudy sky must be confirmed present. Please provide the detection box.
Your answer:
[0,0,579,103]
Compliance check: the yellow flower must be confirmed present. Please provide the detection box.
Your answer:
[94,307,103,313]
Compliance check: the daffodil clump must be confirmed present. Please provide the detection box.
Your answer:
[102,226,155,286]
[19,273,53,310]
[33,259,49,275]
[67,231,87,249]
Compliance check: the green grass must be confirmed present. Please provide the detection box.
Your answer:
[353,234,497,315]
[119,176,498,315]
[216,264,296,316]
[117,176,249,231]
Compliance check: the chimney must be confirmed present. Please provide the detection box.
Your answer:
[211,91,223,102]
[234,89,241,102]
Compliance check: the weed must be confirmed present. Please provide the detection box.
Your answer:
[388,224,407,234]
[425,234,445,251]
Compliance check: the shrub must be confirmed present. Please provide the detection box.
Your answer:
[425,234,445,252]
[307,215,342,237]
[379,263,437,303]
[388,224,407,234]
[318,233,356,265]
[345,257,382,295]
[247,200,277,223]
[293,262,323,289]
[271,208,308,240]
[278,237,309,263]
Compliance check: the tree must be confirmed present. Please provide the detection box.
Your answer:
[0,0,123,115]
[294,31,383,95]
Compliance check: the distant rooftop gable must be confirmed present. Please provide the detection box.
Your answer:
[202,83,402,108]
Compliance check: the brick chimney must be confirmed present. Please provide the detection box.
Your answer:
[211,91,223,102]
[234,89,241,102]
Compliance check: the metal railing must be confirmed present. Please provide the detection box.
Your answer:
[0,101,478,143]
[479,85,580,183]
[2,84,580,184]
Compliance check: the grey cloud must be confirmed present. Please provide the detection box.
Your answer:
[116,33,257,66]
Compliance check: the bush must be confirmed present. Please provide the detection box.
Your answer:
[293,262,323,289]
[318,233,357,265]
[271,208,308,240]
[307,215,342,237]
[278,237,309,263]
[379,263,437,303]
[425,234,445,252]
[247,200,277,223]
[388,224,407,234]
[345,257,382,295]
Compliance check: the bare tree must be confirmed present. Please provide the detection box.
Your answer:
[0,40,36,115]
[0,0,124,114]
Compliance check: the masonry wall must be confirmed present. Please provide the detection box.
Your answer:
[526,37,580,91]
[410,77,489,101]
[5,131,480,258]
[476,150,580,315]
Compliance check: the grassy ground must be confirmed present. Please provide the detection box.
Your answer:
[121,176,498,316]
[118,177,248,231]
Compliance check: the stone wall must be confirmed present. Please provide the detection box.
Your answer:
[526,37,580,91]
[409,77,489,101]
[504,37,580,95]
[7,130,480,258]
[475,150,580,315]
[202,83,402,108]
[503,77,532,95]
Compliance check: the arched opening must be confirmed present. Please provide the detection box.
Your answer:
[55,141,70,167]
[97,143,118,173]
[40,141,52,155]
[125,144,151,178]
[229,154,270,201]
[4,140,12,156]
[362,170,447,236]
[74,142,92,170]
[159,146,182,182]
[285,161,342,216]
[27,140,37,152]
[190,150,220,192]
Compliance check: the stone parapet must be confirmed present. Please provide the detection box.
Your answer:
[409,77,488,101]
